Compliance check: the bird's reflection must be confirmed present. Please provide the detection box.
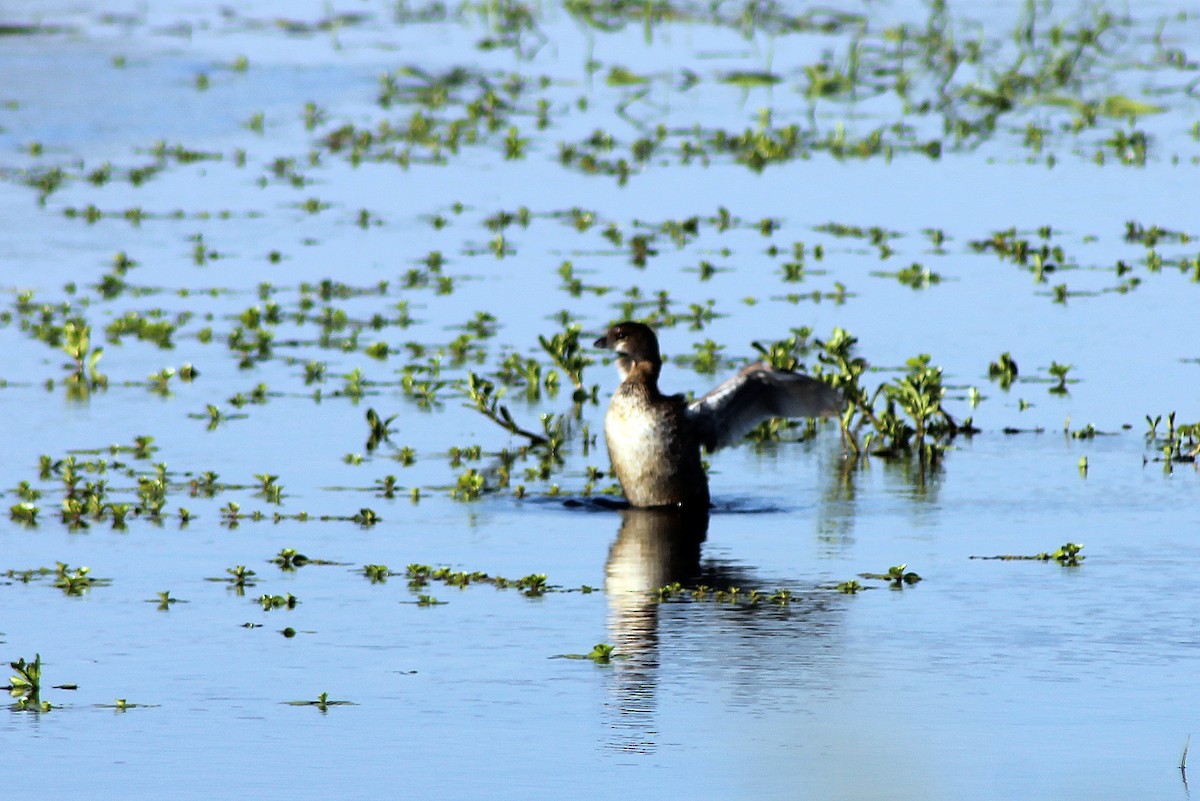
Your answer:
[599,461,863,753]
[605,506,708,652]
[595,447,948,753]
[603,506,707,753]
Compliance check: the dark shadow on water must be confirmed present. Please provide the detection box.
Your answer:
[548,495,800,515]
[554,496,630,512]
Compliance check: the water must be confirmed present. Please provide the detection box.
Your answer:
[2,1,1198,797]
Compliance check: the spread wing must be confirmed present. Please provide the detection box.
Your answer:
[685,363,842,451]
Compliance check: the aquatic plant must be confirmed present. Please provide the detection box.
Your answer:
[362,564,391,583]
[285,692,354,710]
[258,593,298,610]
[970,543,1085,566]
[988,353,1019,389]
[554,643,627,664]
[271,549,309,570]
[60,319,106,392]
[209,565,258,589]
[816,330,968,467]
[462,372,549,446]
[5,654,72,712]
[859,564,922,588]
[8,654,41,697]
[54,563,109,596]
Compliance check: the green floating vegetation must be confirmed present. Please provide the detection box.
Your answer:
[400,564,564,597]
[868,262,944,289]
[270,549,345,571]
[554,643,627,664]
[4,563,111,596]
[365,408,398,451]
[285,692,355,710]
[988,352,1019,389]
[206,565,258,591]
[1047,362,1074,395]
[818,330,974,467]
[652,565,920,605]
[719,70,782,88]
[7,655,49,712]
[0,455,390,533]
[858,564,922,588]
[6,654,75,713]
[0,0,1186,642]
[12,184,1198,512]
[970,542,1085,566]
[649,583,798,607]
[606,66,649,87]
[1145,412,1200,466]
[60,319,106,393]
[8,655,41,696]
[258,593,298,610]
[149,591,185,610]
[9,503,38,526]
[362,564,393,583]
[96,698,156,711]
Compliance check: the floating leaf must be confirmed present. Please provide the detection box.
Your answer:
[606,66,649,86]
[1100,95,1165,118]
[719,71,781,88]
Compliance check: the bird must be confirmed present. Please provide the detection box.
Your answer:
[593,321,843,508]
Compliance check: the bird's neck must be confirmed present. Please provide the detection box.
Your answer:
[619,357,661,390]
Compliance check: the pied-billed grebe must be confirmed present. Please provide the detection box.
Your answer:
[594,321,842,508]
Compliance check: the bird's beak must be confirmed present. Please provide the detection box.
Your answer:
[593,333,609,348]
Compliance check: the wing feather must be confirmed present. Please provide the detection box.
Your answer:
[686,363,842,451]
